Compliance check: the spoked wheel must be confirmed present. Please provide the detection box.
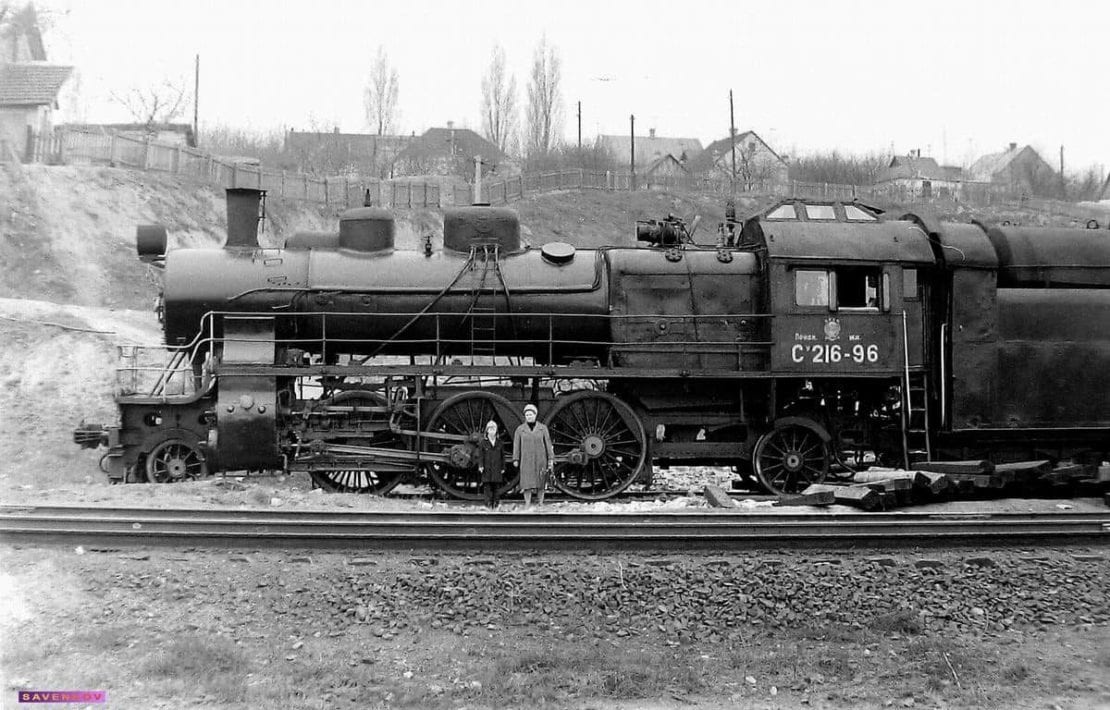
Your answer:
[309,468,403,494]
[424,391,521,500]
[145,439,208,483]
[544,391,646,500]
[306,390,407,495]
[753,420,830,494]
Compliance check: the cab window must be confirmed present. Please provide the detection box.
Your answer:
[803,204,836,220]
[903,268,919,299]
[836,266,882,309]
[843,205,878,221]
[766,204,797,220]
[795,270,829,307]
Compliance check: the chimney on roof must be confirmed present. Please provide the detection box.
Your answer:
[1009,142,1017,151]
[649,128,656,138]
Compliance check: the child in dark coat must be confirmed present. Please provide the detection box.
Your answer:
[477,420,505,509]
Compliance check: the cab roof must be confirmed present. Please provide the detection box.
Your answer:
[742,215,936,264]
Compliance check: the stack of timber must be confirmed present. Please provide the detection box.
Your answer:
[775,459,1105,511]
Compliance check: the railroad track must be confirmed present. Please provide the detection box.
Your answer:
[1,505,1109,550]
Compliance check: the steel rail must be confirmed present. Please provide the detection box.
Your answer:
[1,505,1108,550]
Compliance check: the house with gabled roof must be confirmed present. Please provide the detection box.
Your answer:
[0,4,72,161]
[644,154,689,180]
[285,127,410,178]
[873,151,973,199]
[969,142,1056,196]
[0,62,72,161]
[393,123,514,178]
[686,130,788,190]
[598,129,703,169]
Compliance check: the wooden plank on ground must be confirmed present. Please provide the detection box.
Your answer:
[777,484,836,507]
[851,470,926,486]
[854,478,913,492]
[1040,463,1091,485]
[916,460,994,475]
[914,471,950,494]
[995,460,1052,487]
[946,472,1003,489]
[703,485,737,508]
[832,485,880,511]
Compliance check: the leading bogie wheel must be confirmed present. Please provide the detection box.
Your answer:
[544,391,647,500]
[145,438,208,483]
[753,421,829,494]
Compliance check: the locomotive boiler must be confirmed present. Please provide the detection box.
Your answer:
[76,188,1110,500]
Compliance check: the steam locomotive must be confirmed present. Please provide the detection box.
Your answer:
[76,188,1110,500]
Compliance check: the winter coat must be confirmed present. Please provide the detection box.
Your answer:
[513,422,554,491]
[477,437,505,484]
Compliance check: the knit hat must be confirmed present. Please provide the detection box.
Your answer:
[523,404,538,415]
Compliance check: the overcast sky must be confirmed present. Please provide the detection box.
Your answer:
[36,0,1109,174]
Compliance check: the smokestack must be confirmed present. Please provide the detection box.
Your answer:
[225,188,265,248]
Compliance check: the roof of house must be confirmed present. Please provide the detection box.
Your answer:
[285,130,410,152]
[645,154,689,175]
[598,134,703,166]
[875,154,965,183]
[686,130,785,173]
[396,126,507,165]
[968,144,1054,182]
[0,62,72,106]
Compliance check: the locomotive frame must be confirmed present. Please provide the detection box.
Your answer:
[77,190,1110,500]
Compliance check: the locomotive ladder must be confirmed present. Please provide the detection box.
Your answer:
[466,245,506,361]
[469,306,498,359]
[901,312,932,468]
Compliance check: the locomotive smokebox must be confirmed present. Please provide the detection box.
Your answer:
[225,188,265,248]
[443,206,521,253]
[338,207,395,251]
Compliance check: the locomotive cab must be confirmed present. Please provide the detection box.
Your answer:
[738,200,940,474]
[743,202,935,376]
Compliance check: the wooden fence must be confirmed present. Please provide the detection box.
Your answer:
[25,126,1083,214]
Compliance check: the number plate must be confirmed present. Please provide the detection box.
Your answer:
[790,342,880,364]
[773,316,896,371]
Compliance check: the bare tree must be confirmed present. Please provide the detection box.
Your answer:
[1,2,56,63]
[110,80,189,131]
[481,44,517,154]
[525,35,562,157]
[734,139,777,190]
[788,149,893,186]
[364,46,399,136]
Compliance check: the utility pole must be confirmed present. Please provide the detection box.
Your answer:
[1060,145,1066,199]
[473,155,482,205]
[577,101,582,151]
[630,114,636,191]
[193,54,200,147]
[729,89,737,195]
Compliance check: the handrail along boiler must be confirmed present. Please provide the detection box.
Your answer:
[75,190,1110,498]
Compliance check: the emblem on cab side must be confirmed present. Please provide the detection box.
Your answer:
[823,317,841,342]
